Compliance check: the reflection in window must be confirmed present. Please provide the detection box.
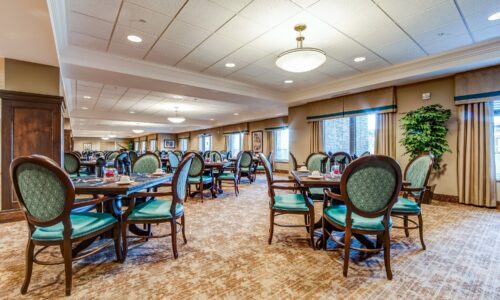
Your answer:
[323,114,375,156]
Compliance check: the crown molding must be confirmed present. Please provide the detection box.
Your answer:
[285,38,500,105]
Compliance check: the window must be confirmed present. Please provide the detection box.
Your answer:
[149,139,157,151]
[273,128,289,162]
[179,138,188,151]
[493,101,500,179]
[227,133,243,155]
[322,114,376,156]
[199,135,212,152]
[140,141,146,153]
[134,141,139,151]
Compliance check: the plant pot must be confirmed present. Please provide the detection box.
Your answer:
[422,184,436,204]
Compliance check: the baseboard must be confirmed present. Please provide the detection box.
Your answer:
[432,193,458,203]
[0,210,24,223]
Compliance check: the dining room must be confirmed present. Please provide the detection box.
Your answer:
[0,0,500,299]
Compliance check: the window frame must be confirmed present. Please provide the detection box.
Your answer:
[322,114,375,156]
[273,128,289,163]
[227,133,243,155]
[199,135,212,152]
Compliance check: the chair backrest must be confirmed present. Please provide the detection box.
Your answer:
[306,152,329,173]
[171,153,194,210]
[267,151,273,164]
[240,151,253,168]
[259,152,275,197]
[203,151,210,159]
[115,152,130,174]
[72,151,82,158]
[107,151,119,161]
[226,151,232,159]
[188,152,205,177]
[63,152,80,175]
[168,151,180,168]
[10,155,75,229]
[340,155,402,218]
[405,153,434,191]
[210,151,222,162]
[360,151,371,157]
[128,151,138,163]
[289,152,298,171]
[154,150,160,156]
[173,150,183,159]
[132,153,160,173]
[330,151,352,173]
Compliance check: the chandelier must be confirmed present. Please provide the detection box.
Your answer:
[168,107,186,123]
[275,24,326,73]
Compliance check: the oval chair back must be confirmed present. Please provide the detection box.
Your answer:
[330,152,352,173]
[210,151,222,162]
[132,153,160,174]
[289,152,298,171]
[173,150,183,159]
[239,151,253,168]
[405,153,434,199]
[107,151,119,161]
[340,155,402,218]
[188,152,205,178]
[95,157,106,177]
[305,152,329,173]
[258,152,274,198]
[154,150,160,156]
[72,151,82,158]
[171,153,194,209]
[226,151,232,159]
[128,151,138,163]
[10,154,75,230]
[360,151,371,157]
[168,151,180,170]
[114,152,131,175]
[64,152,81,176]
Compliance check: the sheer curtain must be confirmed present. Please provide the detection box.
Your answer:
[374,113,396,158]
[458,102,497,207]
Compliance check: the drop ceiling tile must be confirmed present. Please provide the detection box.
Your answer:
[198,33,244,57]
[177,1,234,31]
[209,0,252,12]
[316,58,359,78]
[69,12,114,40]
[181,46,225,67]
[372,39,427,64]
[102,85,128,95]
[125,88,150,96]
[176,58,211,72]
[353,58,391,72]
[420,33,473,54]
[161,19,212,48]
[70,0,121,22]
[78,81,103,88]
[118,2,172,36]
[109,42,150,59]
[111,25,158,49]
[203,57,247,77]
[291,0,321,9]
[239,0,302,27]
[228,63,273,78]
[216,15,268,44]
[71,32,108,51]
[373,0,449,20]
[472,23,500,41]
[145,38,192,65]
[230,45,270,63]
[126,0,186,17]
[412,21,473,53]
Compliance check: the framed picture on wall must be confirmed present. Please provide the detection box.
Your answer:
[83,143,92,151]
[252,131,263,153]
[164,139,175,148]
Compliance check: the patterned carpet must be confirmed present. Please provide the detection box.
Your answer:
[1,175,499,299]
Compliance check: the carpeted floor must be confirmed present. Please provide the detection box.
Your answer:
[1,175,499,299]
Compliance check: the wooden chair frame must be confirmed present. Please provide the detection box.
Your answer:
[305,152,329,173]
[186,152,215,201]
[238,151,256,183]
[217,151,242,196]
[64,152,81,177]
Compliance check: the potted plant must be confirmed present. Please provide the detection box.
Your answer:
[400,104,452,203]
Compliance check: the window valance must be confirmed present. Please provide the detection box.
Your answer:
[177,132,190,139]
[264,125,288,131]
[223,122,248,135]
[454,65,500,105]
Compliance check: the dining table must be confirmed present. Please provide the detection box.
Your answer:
[72,172,174,255]
[80,159,97,174]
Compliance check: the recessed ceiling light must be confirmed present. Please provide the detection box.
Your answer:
[233,113,239,116]
[83,95,92,99]
[284,80,294,84]
[210,118,214,121]
[108,134,116,138]
[225,62,236,68]
[127,35,142,43]
[173,95,183,99]
[354,57,366,62]
[102,137,109,140]
[488,12,500,21]
[129,111,135,114]
[81,107,88,110]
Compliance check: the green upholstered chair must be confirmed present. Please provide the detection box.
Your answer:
[63,152,81,178]
[128,151,138,163]
[392,153,434,250]
[154,150,160,156]
[217,151,242,196]
[260,153,315,248]
[256,152,272,172]
[323,155,402,280]
[330,152,352,173]
[132,153,161,174]
[121,153,194,261]
[187,152,214,202]
[173,150,183,159]
[167,151,180,173]
[10,155,121,296]
[210,151,222,162]
[106,151,119,167]
[238,151,255,183]
[305,152,330,200]
[114,152,131,175]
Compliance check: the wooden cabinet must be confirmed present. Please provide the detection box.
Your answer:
[0,90,63,221]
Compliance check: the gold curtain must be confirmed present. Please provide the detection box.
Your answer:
[458,102,496,207]
[266,131,274,170]
[243,133,249,151]
[374,113,396,158]
[309,121,322,153]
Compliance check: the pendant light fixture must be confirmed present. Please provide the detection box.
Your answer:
[276,24,326,73]
[168,106,186,124]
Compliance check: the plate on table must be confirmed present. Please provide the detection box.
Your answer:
[308,175,323,179]
[151,172,165,176]
[298,169,309,173]
[117,181,134,185]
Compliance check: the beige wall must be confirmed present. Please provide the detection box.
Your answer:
[73,137,132,152]
[158,133,177,151]
[4,58,59,96]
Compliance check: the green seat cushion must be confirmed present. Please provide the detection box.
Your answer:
[70,173,79,178]
[32,212,117,241]
[324,205,392,231]
[241,167,250,172]
[309,187,324,196]
[272,194,310,212]
[218,173,236,180]
[128,200,183,221]
[256,165,265,170]
[391,197,421,214]
[188,175,213,184]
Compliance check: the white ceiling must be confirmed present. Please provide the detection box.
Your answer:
[45,0,500,137]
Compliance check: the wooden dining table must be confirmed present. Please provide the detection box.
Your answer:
[80,159,97,174]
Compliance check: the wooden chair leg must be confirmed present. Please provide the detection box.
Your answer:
[343,229,351,277]
[121,223,128,262]
[62,240,73,296]
[200,184,204,203]
[113,225,122,262]
[171,219,179,259]
[322,218,327,250]
[181,214,187,244]
[268,210,274,245]
[384,231,393,280]
[376,234,383,249]
[418,214,426,250]
[21,239,35,294]
[309,211,315,249]
[403,216,410,237]
[304,214,309,233]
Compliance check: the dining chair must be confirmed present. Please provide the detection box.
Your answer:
[106,151,120,167]
[289,152,298,171]
[323,155,402,279]
[173,150,183,159]
[128,151,138,163]
[187,152,215,202]
[114,152,131,175]
[256,152,273,173]
[360,151,371,157]
[132,152,161,174]
[10,155,121,296]
[239,151,255,183]
[63,152,81,178]
[330,152,352,173]
[391,153,434,250]
[168,151,180,172]
[260,153,315,248]
[121,153,194,261]
[305,152,329,200]
[226,151,232,159]
[154,150,160,156]
[217,151,242,196]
